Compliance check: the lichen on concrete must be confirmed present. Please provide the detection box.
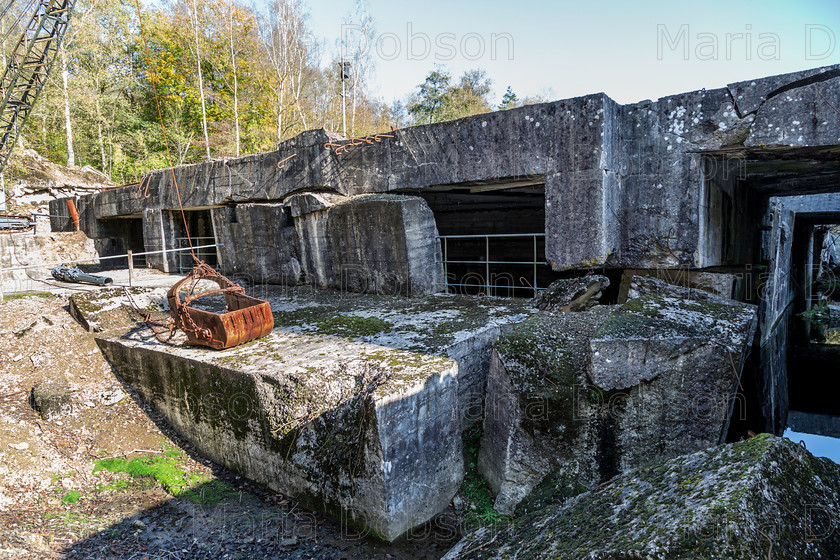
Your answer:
[444,435,840,560]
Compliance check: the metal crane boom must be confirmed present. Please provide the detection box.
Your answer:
[0,0,75,175]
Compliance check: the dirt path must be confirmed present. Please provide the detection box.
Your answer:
[0,294,459,559]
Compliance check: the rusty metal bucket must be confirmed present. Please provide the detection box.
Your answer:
[167,263,274,350]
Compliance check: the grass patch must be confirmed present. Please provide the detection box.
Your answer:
[61,490,82,504]
[460,427,511,526]
[2,290,52,302]
[183,480,238,506]
[93,449,210,497]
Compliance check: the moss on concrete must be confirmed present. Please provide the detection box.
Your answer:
[595,292,752,342]
[446,435,840,560]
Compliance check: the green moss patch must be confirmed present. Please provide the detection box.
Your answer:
[595,293,747,340]
[2,290,53,301]
[61,490,82,504]
[316,315,393,337]
[93,449,210,498]
[460,428,511,527]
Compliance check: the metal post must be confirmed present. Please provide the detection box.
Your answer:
[443,237,449,293]
[533,234,538,298]
[485,235,490,296]
[127,250,133,287]
[340,40,347,138]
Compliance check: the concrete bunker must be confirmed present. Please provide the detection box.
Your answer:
[44,63,840,543]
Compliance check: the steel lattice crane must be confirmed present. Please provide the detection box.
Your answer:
[0,0,75,175]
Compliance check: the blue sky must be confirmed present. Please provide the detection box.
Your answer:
[295,0,839,106]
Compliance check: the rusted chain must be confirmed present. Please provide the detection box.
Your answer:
[122,286,175,343]
[324,133,394,155]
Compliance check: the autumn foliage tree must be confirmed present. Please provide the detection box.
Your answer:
[4,0,500,185]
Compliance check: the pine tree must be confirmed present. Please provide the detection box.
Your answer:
[499,86,519,110]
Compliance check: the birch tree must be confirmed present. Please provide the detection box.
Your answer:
[188,0,211,160]
[260,0,313,141]
[341,0,375,137]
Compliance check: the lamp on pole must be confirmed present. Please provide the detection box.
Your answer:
[339,36,351,138]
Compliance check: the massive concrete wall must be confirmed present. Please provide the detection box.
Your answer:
[52,65,840,289]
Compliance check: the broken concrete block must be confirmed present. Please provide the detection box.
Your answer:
[211,203,303,285]
[532,275,609,311]
[617,269,738,302]
[66,286,538,542]
[295,194,443,296]
[591,277,758,391]
[478,283,758,514]
[478,307,614,514]
[445,434,840,560]
[31,377,72,420]
[97,335,463,542]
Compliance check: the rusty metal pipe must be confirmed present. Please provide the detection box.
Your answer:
[66,199,79,231]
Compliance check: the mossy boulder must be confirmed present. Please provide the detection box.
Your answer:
[478,307,615,513]
[445,435,840,560]
[478,281,759,515]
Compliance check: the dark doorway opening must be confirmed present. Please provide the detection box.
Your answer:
[169,210,218,273]
[413,181,550,297]
[94,217,145,270]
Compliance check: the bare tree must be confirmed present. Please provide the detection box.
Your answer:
[259,0,313,141]
[341,0,375,137]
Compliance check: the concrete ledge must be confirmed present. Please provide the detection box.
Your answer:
[69,285,534,541]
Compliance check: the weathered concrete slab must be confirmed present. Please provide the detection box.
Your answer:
[728,64,840,115]
[591,276,758,391]
[446,434,840,560]
[69,284,534,541]
[295,194,444,296]
[478,281,758,514]
[211,203,302,284]
[746,74,840,148]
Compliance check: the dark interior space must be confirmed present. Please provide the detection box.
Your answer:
[170,209,218,272]
[726,329,769,442]
[412,181,556,296]
[87,217,145,270]
[787,217,840,418]
[702,148,840,435]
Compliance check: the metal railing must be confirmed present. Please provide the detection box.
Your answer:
[0,243,223,299]
[436,233,548,297]
[177,237,217,273]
